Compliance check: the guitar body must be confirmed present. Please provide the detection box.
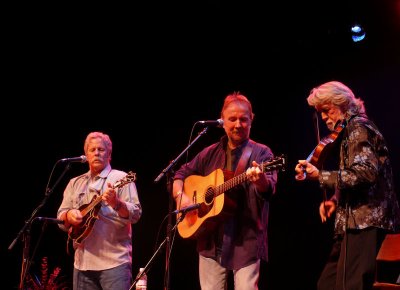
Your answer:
[177,168,236,239]
[68,196,101,244]
[176,156,286,239]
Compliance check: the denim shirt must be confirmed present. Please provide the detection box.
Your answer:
[57,165,142,270]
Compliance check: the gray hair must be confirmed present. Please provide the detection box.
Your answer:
[84,132,113,156]
[307,81,366,117]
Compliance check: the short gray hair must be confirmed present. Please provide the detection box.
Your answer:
[84,132,113,156]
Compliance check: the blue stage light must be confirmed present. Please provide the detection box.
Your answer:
[351,24,366,42]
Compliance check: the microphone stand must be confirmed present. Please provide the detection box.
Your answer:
[8,162,72,290]
[129,213,187,290]
[154,127,210,290]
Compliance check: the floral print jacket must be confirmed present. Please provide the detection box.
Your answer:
[319,115,400,235]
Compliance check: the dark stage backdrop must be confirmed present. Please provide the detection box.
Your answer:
[3,1,399,289]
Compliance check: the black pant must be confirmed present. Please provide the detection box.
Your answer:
[317,227,386,290]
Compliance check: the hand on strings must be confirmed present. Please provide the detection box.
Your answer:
[246,161,264,182]
[319,200,336,223]
[294,160,319,181]
[102,182,119,209]
[174,190,192,208]
[246,161,269,192]
[173,179,193,209]
[65,209,83,226]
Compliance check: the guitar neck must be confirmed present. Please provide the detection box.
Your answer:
[79,181,125,217]
[81,195,103,217]
[214,159,283,196]
[215,171,248,196]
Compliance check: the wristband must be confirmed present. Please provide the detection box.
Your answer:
[174,191,183,199]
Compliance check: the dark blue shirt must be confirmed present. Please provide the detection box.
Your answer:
[174,136,277,270]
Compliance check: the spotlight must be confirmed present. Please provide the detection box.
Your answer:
[351,24,366,42]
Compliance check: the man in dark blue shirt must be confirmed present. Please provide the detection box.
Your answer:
[173,92,278,290]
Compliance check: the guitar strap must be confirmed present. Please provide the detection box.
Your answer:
[234,140,254,176]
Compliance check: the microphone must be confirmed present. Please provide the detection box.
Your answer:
[60,155,87,163]
[198,119,224,127]
[172,203,201,214]
[36,217,64,224]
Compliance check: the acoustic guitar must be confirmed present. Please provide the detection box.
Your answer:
[176,156,286,239]
[68,171,136,245]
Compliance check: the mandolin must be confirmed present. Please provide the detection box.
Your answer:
[68,171,136,245]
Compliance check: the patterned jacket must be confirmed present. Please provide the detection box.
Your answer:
[319,115,400,235]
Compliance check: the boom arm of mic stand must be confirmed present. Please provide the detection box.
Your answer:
[153,127,210,290]
[154,127,209,183]
[8,162,73,290]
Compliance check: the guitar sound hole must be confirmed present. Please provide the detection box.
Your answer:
[204,188,215,205]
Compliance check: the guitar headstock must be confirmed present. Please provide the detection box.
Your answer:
[262,155,287,172]
[114,171,137,188]
[125,171,137,182]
